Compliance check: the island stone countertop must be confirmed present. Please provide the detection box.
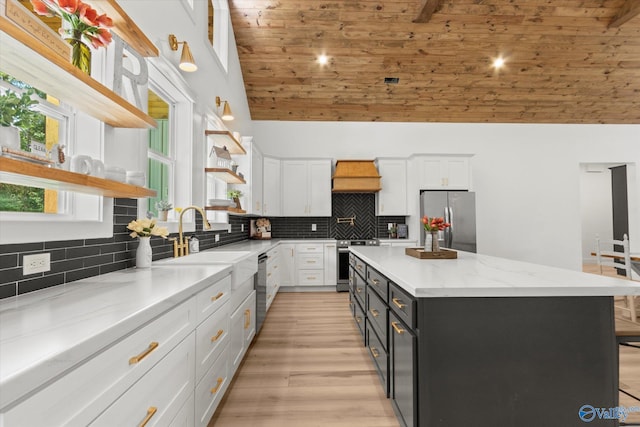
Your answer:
[350,246,640,298]
[0,264,231,410]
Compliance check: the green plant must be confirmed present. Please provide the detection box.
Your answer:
[227,189,242,199]
[0,90,37,128]
[155,200,173,211]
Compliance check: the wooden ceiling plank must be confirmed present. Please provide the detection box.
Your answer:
[413,0,444,23]
[608,0,640,28]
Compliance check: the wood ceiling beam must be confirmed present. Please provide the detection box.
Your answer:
[413,0,444,23]
[608,0,640,28]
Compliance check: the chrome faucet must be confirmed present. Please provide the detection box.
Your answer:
[171,206,211,257]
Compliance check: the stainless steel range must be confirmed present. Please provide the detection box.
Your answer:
[336,238,379,292]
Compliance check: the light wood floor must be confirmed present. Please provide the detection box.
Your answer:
[209,292,399,427]
[210,290,640,426]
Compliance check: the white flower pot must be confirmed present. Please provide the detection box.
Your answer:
[0,125,20,150]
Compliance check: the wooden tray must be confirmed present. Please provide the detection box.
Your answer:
[405,247,457,259]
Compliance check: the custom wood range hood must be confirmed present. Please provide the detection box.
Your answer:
[332,160,381,193]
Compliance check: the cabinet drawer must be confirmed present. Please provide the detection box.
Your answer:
[195,346,229,427]
[195,301,230,381]
[366,285,388,349]
[353,295,366,341]
[366,322,388,396]
[389,282,416,329]
[296,243,324,254]
[2,298,196,427]
[298,270,324,285]
[196,274,231,324]
[297,253,323,269]
[367,267,389,302]
[353,270,366,309]
[90,332,195,426]
[168,393,195,427]
[351,254,366,279]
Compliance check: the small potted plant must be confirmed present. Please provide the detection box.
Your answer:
[155,200,173,221]
[227,189,243,209]
[0,89,37,151]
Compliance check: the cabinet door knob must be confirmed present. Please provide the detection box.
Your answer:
[392,297,406,309]
[391,321,405,335]
[211,377,224,394]
[211,329,224,342]
[138,407,157,427]
[129,341,159,365]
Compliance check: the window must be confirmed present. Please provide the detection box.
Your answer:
[0,72,70,214]
[147,89,174,218]
[208,0,229,72]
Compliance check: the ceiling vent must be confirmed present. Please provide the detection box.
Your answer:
[332,160,381,193]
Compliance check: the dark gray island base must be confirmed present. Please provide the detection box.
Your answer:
[348,251,624,427]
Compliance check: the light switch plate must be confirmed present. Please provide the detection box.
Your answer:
[311,224,317,231]
[215,234,220,242]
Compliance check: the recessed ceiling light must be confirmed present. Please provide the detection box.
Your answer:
[493,56,506,69]
[318,54,328,65]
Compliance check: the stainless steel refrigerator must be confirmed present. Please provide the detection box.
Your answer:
[420,190,476,253]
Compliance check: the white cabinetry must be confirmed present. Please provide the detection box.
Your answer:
[266,246,280,309]
[296,243,325,285]
[282,160,332,216]
[417,156,470,190]
[229,290,256,374]
[263,156,281,216]
[324,242,337,287]
[279,243,296,287]
[376,159,408,215]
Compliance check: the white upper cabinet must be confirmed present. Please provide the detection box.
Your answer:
[417,156,471,190]
[251,145,264,215]
[263,157,281,216]
[376,158,408,216]
[282,159,332,216]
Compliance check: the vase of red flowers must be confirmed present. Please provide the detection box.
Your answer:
[422,216,450,252]
[30,0,113,74]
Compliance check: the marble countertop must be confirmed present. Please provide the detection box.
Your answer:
[0,264,231,409]
[351,246,640,298]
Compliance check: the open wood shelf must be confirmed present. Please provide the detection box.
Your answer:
[0,16,157,129]
[205,130,246,155]
[91,0,158,57]
[205,206,246,214]
[205,168,246,184]
[0,157,156,198]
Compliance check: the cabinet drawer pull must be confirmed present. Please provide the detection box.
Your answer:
[356,287,362,293]
[211,377,224,394]
[211,292,224,302]
[372,278,380,285]
[129,342,159,365]
[307,276,316,280]
[370,346,380,358]
[391,321,405,335]
[244,309,251,329]
[211,329,224,342]
[138,406,157,427]
[392,297,406,309]
[356,264,363,271]
[306,260,316,263]
[369,308,379,318]
[267,272,272,277]
[356,316,362,323]
[274,265,278,269]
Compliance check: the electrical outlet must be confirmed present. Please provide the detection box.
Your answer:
[311,224,317,232]
[241,224,245,232]
[215,234,220,242]
[23,253,51,275]
[228,224,232,233]
[388,223,393,230]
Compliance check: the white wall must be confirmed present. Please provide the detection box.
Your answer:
[252,121,640,270]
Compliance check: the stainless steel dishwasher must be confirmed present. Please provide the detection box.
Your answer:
[254,252,267,333]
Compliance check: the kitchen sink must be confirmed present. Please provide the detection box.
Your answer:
[159,250,257,288]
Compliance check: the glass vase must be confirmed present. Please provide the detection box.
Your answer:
[136,236,152,268]
[65,36,91,74]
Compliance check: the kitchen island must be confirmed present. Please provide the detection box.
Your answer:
[349,246,640,427]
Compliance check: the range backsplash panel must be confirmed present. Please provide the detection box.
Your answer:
[0,199,250,299]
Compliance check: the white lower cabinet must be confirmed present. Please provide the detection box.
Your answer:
[90,332,196,426]
[195,346,229,427]
[195,301,230,381]
[279,243,296,286]
[1,297,197,427]
[168,394,195,427]
[229,291,257,374]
